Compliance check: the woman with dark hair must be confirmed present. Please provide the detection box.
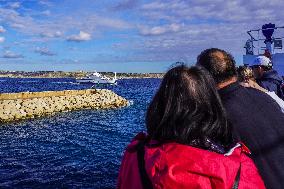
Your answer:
[117,65,265,189]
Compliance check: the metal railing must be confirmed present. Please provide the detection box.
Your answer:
[245,26,284,55]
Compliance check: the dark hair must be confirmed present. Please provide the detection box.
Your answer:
[196,48,237,84]
[146,65,233,149]
[260,65,272,71]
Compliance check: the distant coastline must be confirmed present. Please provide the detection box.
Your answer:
[0,71,164,79]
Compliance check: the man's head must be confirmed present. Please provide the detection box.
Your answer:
[250,56,272,79]
[196,48,237,86]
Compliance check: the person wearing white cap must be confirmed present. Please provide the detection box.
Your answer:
[251,55,284,100]
[238,65,284,113]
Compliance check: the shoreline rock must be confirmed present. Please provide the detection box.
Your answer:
[0,89,129,123]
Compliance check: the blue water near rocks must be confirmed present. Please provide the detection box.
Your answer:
[0,78,161,188]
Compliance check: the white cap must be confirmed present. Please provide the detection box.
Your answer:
[251,56,272,67]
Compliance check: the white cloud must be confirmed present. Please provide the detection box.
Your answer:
[0,6,131,42]
[41,10,51,16]
[0,26,6,33]
[40,31,62,38]
[113,0,139,11]
[10,23,25,29]
[39,0,53,7]
[0,7,33,31]
[2,51,24,58]
[67,31,91,42]
[9,2,21,9]
[35,47,56,56]
[80,15,132,30]
[0,37,5,43]
[141,2,168,10]
[140,0,284,24]
[139,23,182,36]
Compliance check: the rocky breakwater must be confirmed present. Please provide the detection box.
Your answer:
[0,89,129,122]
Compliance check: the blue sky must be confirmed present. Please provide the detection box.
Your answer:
[0,0,283,73]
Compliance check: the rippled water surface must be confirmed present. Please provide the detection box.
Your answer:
[0,78,161,188]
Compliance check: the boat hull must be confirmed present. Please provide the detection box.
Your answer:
[76,79,117,84]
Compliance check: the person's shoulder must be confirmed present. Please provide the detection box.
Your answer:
[244,86,274,99]
[258,78,277,87]
[245,86,268,95]
[223,85,282,110]
[246,87,284,107]
[259,70,283,84]
[229,84,272,101]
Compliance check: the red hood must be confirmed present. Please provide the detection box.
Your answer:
[118,135,265,189]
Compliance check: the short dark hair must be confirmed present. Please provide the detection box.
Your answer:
[196,48,237,84]
[250,65,272,70]
[260,65,272,71]
[146,65,233,148]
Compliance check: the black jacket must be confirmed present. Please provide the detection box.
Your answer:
[257,69,284,100]
[219,82,284,189]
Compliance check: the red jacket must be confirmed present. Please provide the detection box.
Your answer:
[117,134,265,189]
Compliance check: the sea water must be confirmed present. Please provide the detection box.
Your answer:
[0,78,161,188]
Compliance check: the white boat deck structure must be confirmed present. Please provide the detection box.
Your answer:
[76,72,117,84]
[243,24,284,76]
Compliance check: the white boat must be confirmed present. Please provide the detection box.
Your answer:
[243,23,284,76]
[76,71,117,84]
